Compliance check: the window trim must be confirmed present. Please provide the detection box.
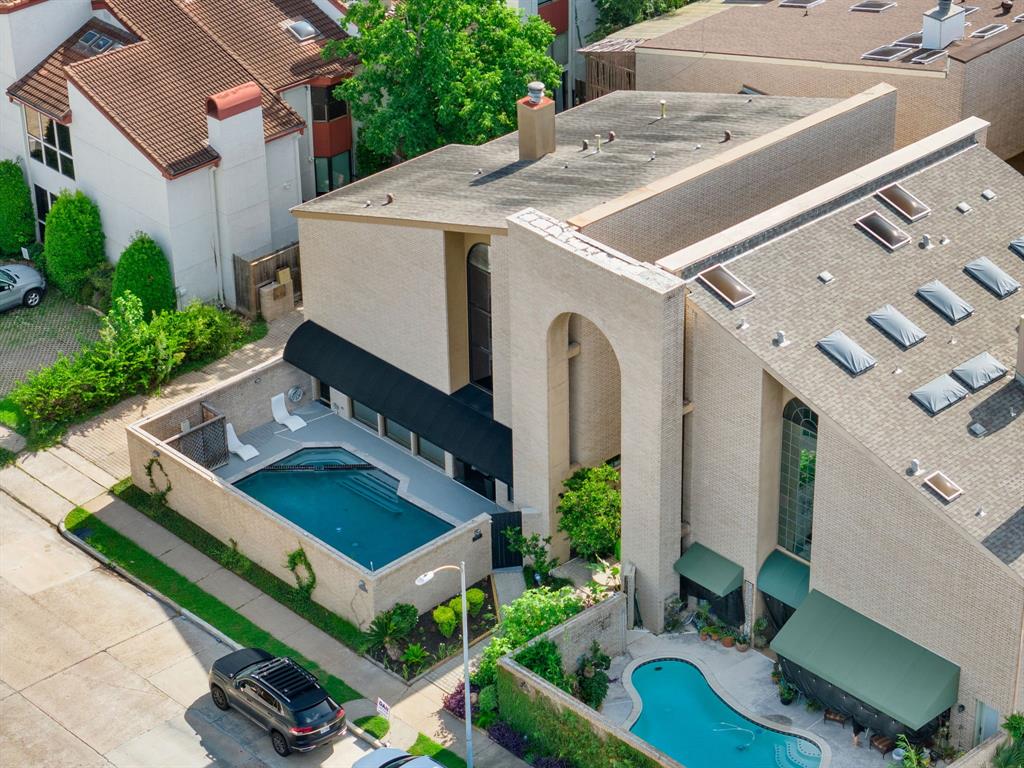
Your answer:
[24,106,74,179]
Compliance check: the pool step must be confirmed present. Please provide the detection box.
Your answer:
[773,742,819,768]
[337,472,407,513]
[795,740,821,759]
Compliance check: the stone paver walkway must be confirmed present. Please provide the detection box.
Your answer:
[1,309,528,768]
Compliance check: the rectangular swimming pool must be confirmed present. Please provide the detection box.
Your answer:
[234,447,454,570]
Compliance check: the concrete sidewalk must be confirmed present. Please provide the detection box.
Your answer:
[1,310,529,768]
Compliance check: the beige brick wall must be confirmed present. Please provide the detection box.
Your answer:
[490,234,513,428]
[579,88,898,262]
[506,211,685,632]
[297,217,452,392]
[957,38,1024,161]
[568,314,622,468]
[812,418,1024,744]
[540,593,628,670]
[683,302,1024,746]
[635,51,978,156]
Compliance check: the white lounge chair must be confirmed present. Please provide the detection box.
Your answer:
[226,423,259,461]
[272,393,306,432]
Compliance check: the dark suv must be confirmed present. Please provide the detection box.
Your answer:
[209,648,347,756]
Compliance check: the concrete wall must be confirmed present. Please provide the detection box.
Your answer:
[265,134,301,250]
[577,87,898,262]
[128,360,492,628]
[506,210,685,632]
[634,51,983,156]
[684,300,1024,748]
[299,216,453,392]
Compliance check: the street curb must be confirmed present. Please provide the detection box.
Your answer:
[59,520,242,652]
[60,520,386,751]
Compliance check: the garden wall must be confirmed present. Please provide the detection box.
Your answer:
[127,359,493,629]
[495,594,682,768]
[947,734,1006,768]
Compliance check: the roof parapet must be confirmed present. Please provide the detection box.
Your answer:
[656,116,990,278]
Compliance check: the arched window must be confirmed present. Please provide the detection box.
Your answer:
[778,398,817,559]
[467,244,492,391]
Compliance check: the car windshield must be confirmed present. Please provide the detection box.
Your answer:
[0,268,15,283]
[381,757,418,768]
[295,697,335,725]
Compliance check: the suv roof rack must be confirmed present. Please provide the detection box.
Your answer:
[251,658,320,702]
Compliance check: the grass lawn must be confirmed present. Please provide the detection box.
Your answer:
[64,507,362,704]
[408,733,467,768]
[354,715,390,740]
[114,480,369,654]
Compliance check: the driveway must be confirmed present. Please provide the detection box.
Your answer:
[0,490,373,768]
[0,284,101,396]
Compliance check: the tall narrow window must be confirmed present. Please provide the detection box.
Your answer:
[778,399,817,560]
[467,244,492,391]
[24,106,74,179]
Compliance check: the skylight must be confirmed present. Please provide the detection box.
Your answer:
[916,280,973,324]
[80,30,99,46]
[868,304,926,349]
[892,32,923,48]
[780,0,826,7]
[877,183,930,221]
[851,0,895,10]
[1011,237,1024,258]
[856,211,910,250]
[964,256,1020,298]
[962,5,979,13]
[909,50,946,64]
[697,265,755,308]
[817,330,877,376]
[862,45,913,61]
[90,35,112,53]
[289,19,319,41]
[952,351,1008,392]
[1015,12,1024,21]
[912,373,968,415]
[971,23,1006,38]
[923,471,962,502]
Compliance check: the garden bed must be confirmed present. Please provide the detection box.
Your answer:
[367,576,499,682]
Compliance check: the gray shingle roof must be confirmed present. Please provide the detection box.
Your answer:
[294,91,837,229]
[688,144,1024,578]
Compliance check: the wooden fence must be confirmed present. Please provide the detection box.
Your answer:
[233,242,302,318]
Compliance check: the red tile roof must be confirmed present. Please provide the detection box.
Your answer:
[5,0,355,178]
[7,19,137,121]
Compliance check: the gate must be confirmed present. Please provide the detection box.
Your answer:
[490,509,523,569]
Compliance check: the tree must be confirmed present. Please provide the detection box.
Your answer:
[0,160,35,256]
[112,233,176,318]
[322,0,561,166]
[556,464,621,560]
[590,0,692,41]
[43,190,106,296]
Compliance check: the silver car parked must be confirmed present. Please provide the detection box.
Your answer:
[0,263,46,312]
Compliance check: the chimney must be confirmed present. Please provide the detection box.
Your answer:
[1016,314,1024,385]
[922,0,965,50]
[517,81,555,162]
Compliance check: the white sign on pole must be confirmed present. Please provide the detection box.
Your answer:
[376,697,391,719]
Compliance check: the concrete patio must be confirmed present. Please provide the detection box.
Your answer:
[215,401,501,527]
[602,630,897,768]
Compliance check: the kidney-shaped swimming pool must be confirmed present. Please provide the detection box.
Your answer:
[628,658,824,768]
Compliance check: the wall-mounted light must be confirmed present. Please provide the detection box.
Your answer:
[358,580,367,592]
[151,450,161,459]
[254,376,262,384]
[957,704,965,714]
[472,529,482,542]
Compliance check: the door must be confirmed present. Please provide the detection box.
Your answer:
[490,509,523,569]
[975,700,1000,746]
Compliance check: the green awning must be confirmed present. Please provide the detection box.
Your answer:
[771,591,959,730]
[757,550,810,609]
[673,542,743,598]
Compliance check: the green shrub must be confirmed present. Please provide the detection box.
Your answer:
[466,587,485,616]
[401,642,430,673]
[368,604,418,657]
[504,528,559,582]
[78,262,114,312]
[391,603,419,636]
[112,233,176,318]
[433,605,457,638]
[575,640,611,709]
[557,465,621,560]
[1004,712,1024,744]
[0,159,35,255]
[149,301,246,364]
[472,587,584,687]
[478,685,497,713]
[516,639,573,693]
[43,190,106,295]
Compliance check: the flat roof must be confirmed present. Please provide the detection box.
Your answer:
[686,142,1024,579]
[640,0,1024,70]
[293,90,837,230]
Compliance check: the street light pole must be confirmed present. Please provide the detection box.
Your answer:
[415,562,473,768]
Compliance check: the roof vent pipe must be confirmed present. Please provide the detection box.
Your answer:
[920,234,934,249]
[774,330,789,347]
[909,458,922,476]
[526,80,544,104]
[659,99,667,119]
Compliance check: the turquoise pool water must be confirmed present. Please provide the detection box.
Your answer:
[629,659,822,768]
[235,447,453,570]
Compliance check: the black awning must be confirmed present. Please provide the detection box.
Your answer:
[284,321,513,484]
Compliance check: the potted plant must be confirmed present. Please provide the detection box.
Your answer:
[778,680,798,706]
[695,603,711,630]
[708,624,722,642]
[699,626,711,641]
[735,632,750,652]
[771,662,782,684]
[752,617,769,649]
[720,628,735,648]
